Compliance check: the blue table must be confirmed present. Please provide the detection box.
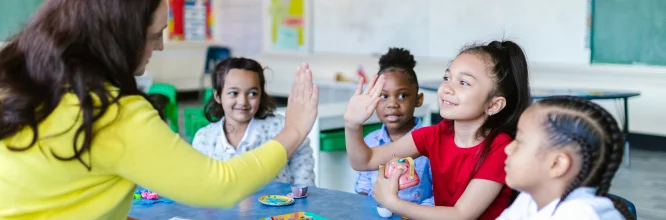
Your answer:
[419,81,641,168]
[129,182,404,220]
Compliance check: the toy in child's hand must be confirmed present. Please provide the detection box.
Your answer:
[384,155,420,190]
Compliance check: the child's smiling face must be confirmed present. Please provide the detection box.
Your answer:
[376,71,423,132]
[214,69,262,124]
[437,52,506,120]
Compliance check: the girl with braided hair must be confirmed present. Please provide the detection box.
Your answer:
[499,95,634,220]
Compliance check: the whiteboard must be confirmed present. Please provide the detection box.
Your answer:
[312,0,430,57]
[311,0,590,64]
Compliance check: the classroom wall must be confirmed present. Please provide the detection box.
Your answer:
[146,51,666,137]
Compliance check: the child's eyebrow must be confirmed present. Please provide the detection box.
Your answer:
[460,72,477,80]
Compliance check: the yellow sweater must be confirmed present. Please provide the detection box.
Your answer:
[0,89,288,219]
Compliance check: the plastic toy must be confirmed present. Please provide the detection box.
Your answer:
[384,155,420,190]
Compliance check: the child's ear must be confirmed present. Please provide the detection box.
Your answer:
[416,92,424,107]
[486,96,507,116]
[213,90,222,104]
[548,151,573,178]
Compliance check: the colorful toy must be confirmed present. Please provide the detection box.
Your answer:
[384,155,420,190]
[134,190,159,200]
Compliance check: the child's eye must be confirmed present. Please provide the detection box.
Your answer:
[228,91,238,96]
[379,94,388,99]
[398,94,407,99]
[443,76,450,81]
[460,81,470,86]
[248,92,258,97]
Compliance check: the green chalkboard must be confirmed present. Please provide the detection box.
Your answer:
[0,0,44,41]
[591,0,666,66]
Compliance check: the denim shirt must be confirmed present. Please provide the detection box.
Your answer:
[354,117,435,206]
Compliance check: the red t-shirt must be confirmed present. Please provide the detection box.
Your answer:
[412,120,513,220]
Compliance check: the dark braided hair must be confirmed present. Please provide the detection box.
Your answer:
[537,96,634,220]
[377,48,419,89]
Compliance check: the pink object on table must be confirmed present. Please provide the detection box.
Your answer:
[384,155,420,190]
[141,192,160,200]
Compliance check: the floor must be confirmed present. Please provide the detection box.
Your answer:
[611,150,666,220]
[174,99,665,219]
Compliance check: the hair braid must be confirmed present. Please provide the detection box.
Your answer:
[538,96,633,219]
[547,114,593,213]
[583,100,633,219]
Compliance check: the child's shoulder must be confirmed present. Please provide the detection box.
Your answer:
[194,121,222,137]
[556,195,623,219]
[255,114,285,126]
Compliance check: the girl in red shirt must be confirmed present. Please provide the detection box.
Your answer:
[344,41,531,220]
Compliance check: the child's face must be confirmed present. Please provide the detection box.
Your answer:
[437,53,505,120]
[376,71,423,131]
[214,69,262,124]
[504,106,552,192]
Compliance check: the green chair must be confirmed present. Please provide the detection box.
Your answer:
[183,107,210,142]
[203,88,213,106]
[148,83,179,133]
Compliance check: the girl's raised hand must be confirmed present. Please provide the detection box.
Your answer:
[343,74,386,127]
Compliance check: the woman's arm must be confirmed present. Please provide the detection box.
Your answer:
[101,63,319,208]
[383,179,504,220]
[344,75,420,171]
[287,137,315,186]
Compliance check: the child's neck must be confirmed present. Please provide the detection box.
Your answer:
[223,118,250,149]
[526,182,568,211]
[386,118,417,142]
[452,116,487,148]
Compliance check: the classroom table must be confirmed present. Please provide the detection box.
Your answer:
[129,182,404,220]
[419,81,641,168]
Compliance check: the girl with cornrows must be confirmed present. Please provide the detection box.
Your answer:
[499,96,634,220]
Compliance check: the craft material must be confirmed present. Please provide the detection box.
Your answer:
[384,155,420,190]
[258,195,295,206]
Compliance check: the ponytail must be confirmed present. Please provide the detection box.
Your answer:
[458,41,531,179]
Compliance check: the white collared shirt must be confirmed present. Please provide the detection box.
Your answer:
[192,114,315,186]
[497,187,624,220]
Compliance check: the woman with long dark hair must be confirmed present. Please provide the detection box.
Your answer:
[0,0,319,218]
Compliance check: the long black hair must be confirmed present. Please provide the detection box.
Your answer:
[458,41,532,179]
[0,0,163,170]
[537,96,634,220]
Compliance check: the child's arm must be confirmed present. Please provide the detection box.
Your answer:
[287,137,315,186]
[354,171,374,195]
[384,180,504,219]
[344,75,420,171]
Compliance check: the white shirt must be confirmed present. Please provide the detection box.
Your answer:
[191,114,315,186]
[497,187,624,220]
[135,71,153,93]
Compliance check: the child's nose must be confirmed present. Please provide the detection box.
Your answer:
[438,83,454,96]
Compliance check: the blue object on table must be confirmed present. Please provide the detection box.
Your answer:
[129,182,404,220]
[419,80,640,169]
[608,193,637,218]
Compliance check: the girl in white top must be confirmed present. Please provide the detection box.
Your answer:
[192,57,315,186]
[499,96,634,220]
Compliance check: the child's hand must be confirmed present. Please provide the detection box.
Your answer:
[373,165,402,209]
[284,63,319,144]
[344,74,386,127]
